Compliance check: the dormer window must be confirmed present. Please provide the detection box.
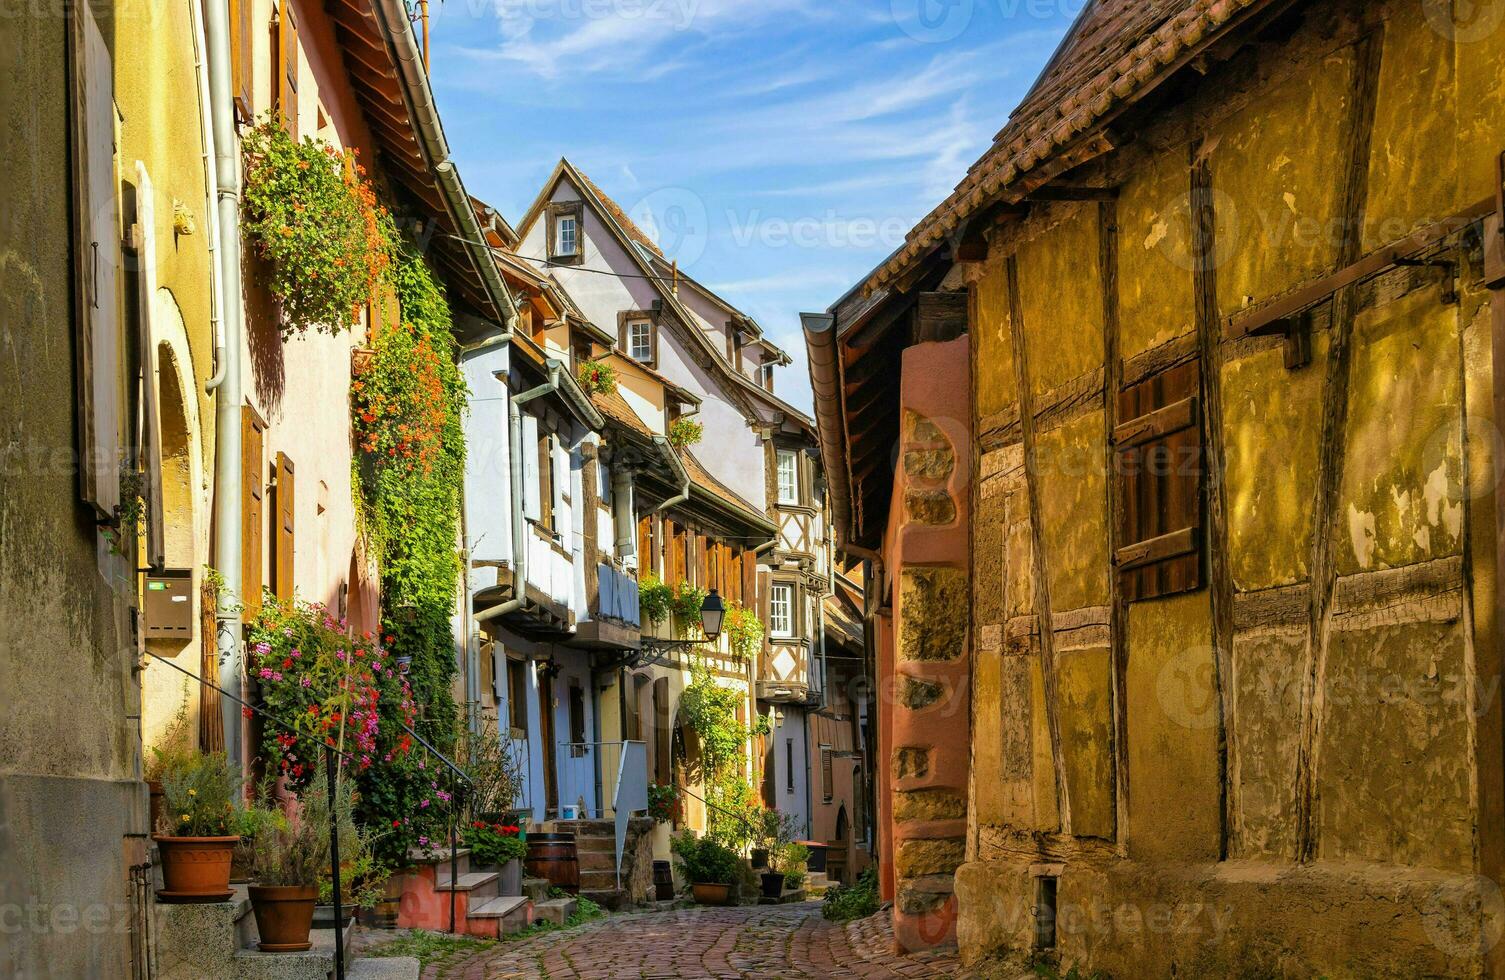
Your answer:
[761,363,775,392]
[547,201,585,263]
[619,310,657,366]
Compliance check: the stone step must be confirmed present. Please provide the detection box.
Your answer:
[468,896,534,937]
[576,849,618,872]
[532,897,576,926]
[436,871,500,897]
[407,847,471,875]
[557,818,614,836]
[578,869,621,890]
[523,877,554,902]
[573,836,616,854]
[348,957,421,980]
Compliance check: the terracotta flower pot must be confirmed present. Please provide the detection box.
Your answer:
[691,882,732,906]
[249,884,318,952]
[153,836,238,903]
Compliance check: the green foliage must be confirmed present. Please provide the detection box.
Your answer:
[145,696,195,784]
[104,468,145,557]
[678,662,763,847]
[670,831,740,886]
[462,820,526,867]
[157,752,244,837]
[822,865,880,922]
[667,416,703,451]
[647,783,680,823]
[458,712,524,820]
[577,359,617,396]
[366,930,494,968]
[566,894,605,926]
[723,603,763,661]
[349,246,470,864]
[242,119,396,336]
[638,574,673,627]
[670,582,708,638]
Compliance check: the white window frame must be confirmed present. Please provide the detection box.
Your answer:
[556,214,578,257]
[769,583,794,638]
[628,320,653,362]
[776,450,799,506]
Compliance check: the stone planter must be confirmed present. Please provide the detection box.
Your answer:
[153,836,238,903]
[312,903,356,929]
[473,858,523,896]
[691,883,732,906]
[248,884,317,952]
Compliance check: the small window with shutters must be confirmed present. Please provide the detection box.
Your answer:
[653,676,671,785]
[821,746,834,803]
[1114,359,1204,602]
[507,657,528,737]
[271,451,296,601]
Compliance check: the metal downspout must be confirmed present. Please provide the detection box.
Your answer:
[202,0,244,757]
[649,437,691,513]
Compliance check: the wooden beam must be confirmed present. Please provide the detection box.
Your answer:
[1029,185,1119,202]
[1115,526,1199,573]
[1113,395,1198,449]
[1100,198,1129,848]
[914,292,968,344]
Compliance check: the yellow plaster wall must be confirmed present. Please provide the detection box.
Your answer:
[1016,205,1103,397]
[1229,628,1304,859]
[1117,149,1196,359]
[1211,48,1354,318]
[973,251,1016,422]
[1125,591,1219,862]
[1454,17,1505,204]
[1222,335,1328,592]
[1364,0,1460,249]
[1056,646,1114,839]
[1035,411,1109,611]
[1337,288,1463,575]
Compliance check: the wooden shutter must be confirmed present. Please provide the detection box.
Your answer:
[695,534,708,586]
[742,552,758,610]
[1114,360,1204,602]
[277,1,298,137]
[665,520,681,584]
[821,747,834,802]
[653,676,671,785]
[271,452,295,600]
[241,407,266,617]
[637,516,654,574]
[135,166,165,570]
[230,0,253,118]
[537,433,554,531]
[68,1,120,517]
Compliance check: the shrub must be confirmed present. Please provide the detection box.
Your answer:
[670,582,707,637]
[723,603,763,661]
[822,866,880,922]
[670,831,740,886]
[647,783,680,823]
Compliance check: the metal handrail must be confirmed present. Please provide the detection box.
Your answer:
[672,782,760,837]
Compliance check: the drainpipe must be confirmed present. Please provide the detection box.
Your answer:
[611,466,635,559]
[189,0,225,395]
[649,437,691,513]
[202,0,244,757]
[370,0,519,331]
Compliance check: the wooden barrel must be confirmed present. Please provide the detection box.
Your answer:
[652,860,675,901]
[525,833,578,892]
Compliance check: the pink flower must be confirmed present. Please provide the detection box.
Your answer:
[301,676,312,688]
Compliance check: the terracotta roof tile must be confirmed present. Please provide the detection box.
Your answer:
[591,386,653,438]
[574,167,665,260]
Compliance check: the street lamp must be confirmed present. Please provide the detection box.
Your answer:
[700,589,726,642]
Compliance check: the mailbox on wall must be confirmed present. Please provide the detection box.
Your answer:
[144,568,194,640]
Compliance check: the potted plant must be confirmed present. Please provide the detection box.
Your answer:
[153,752,244,903]
[244,800,326,952]
[671,831,739,906]
[647,783,680,824]
[462,819,527,896]
[756,810,802,900]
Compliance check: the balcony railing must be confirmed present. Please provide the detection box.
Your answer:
[556,741,649,888]
[596,563,640,627]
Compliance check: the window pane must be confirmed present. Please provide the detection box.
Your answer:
[777,451,798,504]
[558,215,577,255]
[770,584,792,636]
[629,321,652,361]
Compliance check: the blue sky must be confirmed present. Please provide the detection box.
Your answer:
[428,0,1085,412]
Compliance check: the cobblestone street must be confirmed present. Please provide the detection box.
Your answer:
[389,904,974,980]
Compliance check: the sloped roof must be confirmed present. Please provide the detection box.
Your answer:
[591,386,653,438]
[680,448,769,528]
[867,0,1273,291]
[573,167,665,260]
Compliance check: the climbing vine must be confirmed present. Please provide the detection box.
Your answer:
[667,417,703,451]
[678,662,763,847]
[723,603,764,662]
[349,245,469,859]
[242,118,396,337]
